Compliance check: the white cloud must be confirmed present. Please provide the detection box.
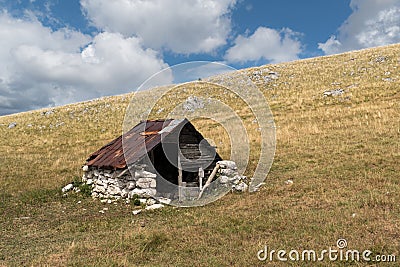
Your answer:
[80,0,236,54]
[317,36,342,55]
[318,0,400,54]
[224,27,302,64]
[0,11,172,115]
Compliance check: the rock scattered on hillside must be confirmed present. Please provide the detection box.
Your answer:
[183,96,204,112]
[323,89,344,97]
[285,179,294,186]
[42,109,55,117]
[8,122,17,129]
[374,56,387,63]
[145,203,164,211]
[249,69,279,83]
[62,183,73,193]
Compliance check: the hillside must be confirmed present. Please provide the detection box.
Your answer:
[0,44,399,266]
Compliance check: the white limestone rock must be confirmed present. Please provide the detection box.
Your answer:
[220,168,237,177]
[183,96,204,112]
[136,178,156,189]
[232,182,248,192]
[129,188,146,198]
[146,198,156,206]
[62,184,73,193]
[95,179,104,186]
[230,175,242,182]
[218,160,237,170]
[132,209,142,215]
[129,188,156,198]
[251,182,266,192]
[124,175,135,181]
[8,122,17,129]
[127,181,136,190]
[121,188,129,198]
[135,170,156,178]
[285,179,294,186]
[158,197,172,205]
[99,176,108,183]
[104,172,112,178]
[107,178,117,185]
[219,176,229,184]
[324,89,344,97]
[142,188,156,197]
[108,185,121,195]
[93,185,106,194]
[145,204,164,211]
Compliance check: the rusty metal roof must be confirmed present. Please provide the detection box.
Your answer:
[86,119,186,169]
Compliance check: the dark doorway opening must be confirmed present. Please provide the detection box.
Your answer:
[152,143,179,193]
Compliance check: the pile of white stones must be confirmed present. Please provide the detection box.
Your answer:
[217,160,249,192]
[60,160,251,210]
[81,164,157,200]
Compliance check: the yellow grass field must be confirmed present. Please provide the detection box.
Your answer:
[0,44,399,266]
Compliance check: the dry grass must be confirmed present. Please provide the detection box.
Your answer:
[0,44,399,266]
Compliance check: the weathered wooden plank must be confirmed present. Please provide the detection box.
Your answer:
[198,167,204,190]
[198,163,220,199]
[178,153,182,202]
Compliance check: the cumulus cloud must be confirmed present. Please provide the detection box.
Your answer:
[318,0,400,54]
[224,27,302,64]
[0,11,172,115]
[80,0,236,54]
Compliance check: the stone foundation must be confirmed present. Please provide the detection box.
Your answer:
[81,160,249,202]
[82,164,157,200]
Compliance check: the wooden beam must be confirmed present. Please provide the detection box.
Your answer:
[116,168,129,178]
[198,167,204,190]
[178,153,183,202]
[197,163,219,200]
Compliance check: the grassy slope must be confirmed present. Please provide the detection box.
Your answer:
[0,44,399,266]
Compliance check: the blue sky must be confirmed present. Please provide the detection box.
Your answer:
[0,0,399,115]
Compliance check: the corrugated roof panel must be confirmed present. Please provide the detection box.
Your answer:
[86,119,183,169]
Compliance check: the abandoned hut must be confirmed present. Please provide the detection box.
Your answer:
[82,118,244,201]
